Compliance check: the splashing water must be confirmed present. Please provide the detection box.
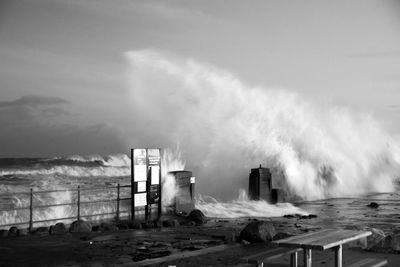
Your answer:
[161,147,185,209]
[125,49,400,201]
[196,189,308,218]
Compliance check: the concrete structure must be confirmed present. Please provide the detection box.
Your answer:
[248,165,285,203]
[248,165,272,201]
[168,171,195,215]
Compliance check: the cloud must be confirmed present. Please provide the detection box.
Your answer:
[0,95,68,108]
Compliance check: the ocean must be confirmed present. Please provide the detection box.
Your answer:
[1,155,399,234]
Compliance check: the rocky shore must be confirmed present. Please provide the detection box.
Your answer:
[0,210,399,266]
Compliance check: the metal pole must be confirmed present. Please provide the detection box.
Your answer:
[145,148,149,221]
[131,148,135,221]
[77,186,80,221]
[158,148,162,219]
[116,184,120,221]
[29,188,33,232]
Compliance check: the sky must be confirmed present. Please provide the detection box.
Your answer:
[0,0,400,158]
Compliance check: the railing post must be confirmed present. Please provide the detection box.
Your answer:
[116,184,120,221]
[77,186,80,221]
[29,188,33,232]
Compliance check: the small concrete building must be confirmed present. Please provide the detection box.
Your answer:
[248,165,285,203]
[248,165,272,201]
[168,170,195,215]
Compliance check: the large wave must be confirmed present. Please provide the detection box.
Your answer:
[125,49,400,201]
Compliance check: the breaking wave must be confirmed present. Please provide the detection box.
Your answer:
[126,49,400,200]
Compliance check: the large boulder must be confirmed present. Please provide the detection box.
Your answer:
[348,227,387,251]
[32,226,49,236]
[8,226,18,237]
[69,220,92,233]
[239,221,276,243]
[186,209,207,225]
[391,229,400,252]
[50,223,67,235]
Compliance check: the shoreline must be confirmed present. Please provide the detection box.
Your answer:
[0,217,399,266]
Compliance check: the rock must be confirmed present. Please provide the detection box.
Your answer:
[349,227,386,250]
[274,232,292,240]
[92,225,101,232]
[186,209,207,225]
[162,219,180,228]
[17,228,29,236]
[367,202,379,208]
[391,230,400,251]
[0,229,8,238]
[69,220,92,233]
[239,221,276,243]
[32,227,49,236]
[181,220,196,226]
[153,220,163,228]
[141,222,155,229]
[117,223,129,230]
[100,222,118,232]
[50,223,67,235]
[8,226,18,237]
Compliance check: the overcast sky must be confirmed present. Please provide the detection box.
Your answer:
[0,0,400,157]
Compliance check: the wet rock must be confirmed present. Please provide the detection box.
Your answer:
[100,222,118,232]
[69,220,92,233]
[153,220,163,228]
[8,226,18,237]
[274,232,292,240]
[0,229,8,237]
[367,202,379,208]
[391,230,400,251]
[142,221,155,229]
[186,209,207,225]
[117,223,129,230]
[32,227,49,236]
[17,228,28,236]
[162,219,180,228]
[349,227,386,250]
[239,221,276,243]
[91,225,101,232]
[50,223,67,235]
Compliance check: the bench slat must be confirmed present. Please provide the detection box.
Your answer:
[240,247,301,264]
[347,258,388,267]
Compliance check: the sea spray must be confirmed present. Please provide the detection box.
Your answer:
[161,147,185,210]
[196,189,308,218]
[125,49,400,200]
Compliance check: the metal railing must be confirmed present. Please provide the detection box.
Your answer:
[0,184,131,231]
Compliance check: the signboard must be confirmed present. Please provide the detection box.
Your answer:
[134,149,147,182]
[190,176,196,184]
[151,166,160,185]
[134,193,147,206]
[137,181,146,192]
[148,149,160,166]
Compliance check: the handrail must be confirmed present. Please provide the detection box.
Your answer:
[0,184,132,230]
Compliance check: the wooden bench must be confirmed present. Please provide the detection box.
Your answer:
[347,258,388,267]
[239,247,302,267]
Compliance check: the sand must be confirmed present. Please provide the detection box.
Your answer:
[0,219,399,267]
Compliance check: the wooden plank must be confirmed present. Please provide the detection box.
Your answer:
[128,244,241,266]
[240,247,302,264]
[273,230,372,250]
[347,258,388,267]
[273,229,334,245]
[273,229,338,249]
[307,230,371,250]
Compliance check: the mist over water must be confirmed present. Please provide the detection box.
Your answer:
[125,49,400,201]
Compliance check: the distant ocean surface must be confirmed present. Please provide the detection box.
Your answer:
[1,155,399,234]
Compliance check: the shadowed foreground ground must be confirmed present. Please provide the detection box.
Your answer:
[0,219,398,267]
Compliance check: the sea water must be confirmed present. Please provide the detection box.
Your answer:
[1,155,399,233]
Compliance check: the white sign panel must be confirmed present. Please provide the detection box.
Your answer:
[190,176,195,184]
[134,193,147,206]
[151,166,160,185]
[137,181,146,192]
[134,149,147,182]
